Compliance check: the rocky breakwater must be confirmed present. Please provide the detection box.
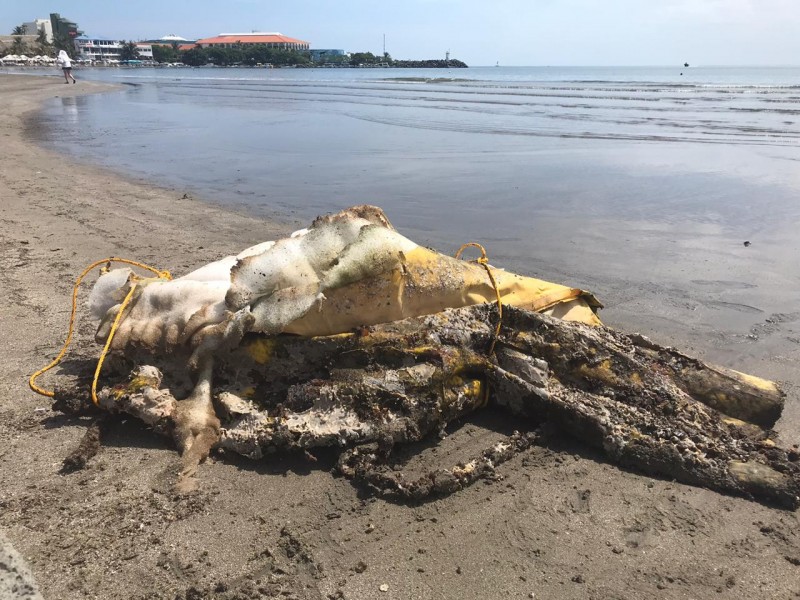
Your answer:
[392,58,468,68]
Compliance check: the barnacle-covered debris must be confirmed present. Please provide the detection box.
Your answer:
[50,206,798,508]
[64,304,797,507]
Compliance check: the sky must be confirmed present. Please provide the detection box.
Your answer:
[2,0,799,66]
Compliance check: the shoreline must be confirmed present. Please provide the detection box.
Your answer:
[0,75,289,598]
[1,74,799,600]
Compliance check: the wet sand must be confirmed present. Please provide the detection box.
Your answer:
[1,74,799,599]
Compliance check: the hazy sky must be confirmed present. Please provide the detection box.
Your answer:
[2,0,798,66]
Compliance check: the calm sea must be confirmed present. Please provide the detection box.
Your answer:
[16,65,800,354]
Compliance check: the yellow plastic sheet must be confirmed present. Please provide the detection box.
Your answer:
[283,245,602,337]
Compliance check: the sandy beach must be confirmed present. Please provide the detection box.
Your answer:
[1,74,799,599]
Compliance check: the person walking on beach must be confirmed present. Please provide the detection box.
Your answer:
[57,50,76,84]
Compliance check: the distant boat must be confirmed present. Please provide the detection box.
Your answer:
[684,62,689,67]
[495,61,499,67]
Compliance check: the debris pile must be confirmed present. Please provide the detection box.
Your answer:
[45,206,798,507]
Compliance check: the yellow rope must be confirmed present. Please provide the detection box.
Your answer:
[455,242,503,355]
[29,258,171,403]
[90,281,139,406]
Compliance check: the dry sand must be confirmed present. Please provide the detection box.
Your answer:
[1,74,799,600]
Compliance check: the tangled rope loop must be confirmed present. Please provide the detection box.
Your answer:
[29,257,172,406]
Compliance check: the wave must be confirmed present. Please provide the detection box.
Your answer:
[380,76,478,83]
[54,68,800,150]
[110,72,800,94]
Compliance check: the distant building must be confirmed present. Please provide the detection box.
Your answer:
[192,32,309,51]
[310,49,346,61]
[74,35,123,62]
[49,13,81,41]
[74,35,153,63]
[22,18,53,43]
[0,13,77,56]
[143,34,196,46]
[135,44,154,60]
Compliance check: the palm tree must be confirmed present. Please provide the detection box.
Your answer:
[10,24,27,55]
[36,28,51,56]
[10,36,26,55]
[119,41,141,62]
[53,33,75,58]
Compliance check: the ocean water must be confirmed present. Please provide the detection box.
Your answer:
[31,65,800,218]
[20,65,800,356]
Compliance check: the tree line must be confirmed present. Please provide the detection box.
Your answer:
[174,45,313,66]
[153,46,466,68]
[5,24,467,68]
[152,44,383,67]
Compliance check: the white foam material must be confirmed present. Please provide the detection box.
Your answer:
[89,208,419,352]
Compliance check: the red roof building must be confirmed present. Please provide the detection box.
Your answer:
[191,32,309,51]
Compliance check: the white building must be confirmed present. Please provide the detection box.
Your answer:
[74,35,153,63]
[151,34,190,43]
[135,43,154,60]
[74,35,123,62]
[22,18,53,42]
